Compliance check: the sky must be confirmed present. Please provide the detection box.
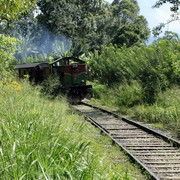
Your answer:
[105,0,180,36]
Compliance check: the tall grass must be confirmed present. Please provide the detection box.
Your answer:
[0,80,146,179]
[132,86,180,137]
[91,81,143,109]
[0,81,94,179]
[0,81,93,179]
[91,82,180,138]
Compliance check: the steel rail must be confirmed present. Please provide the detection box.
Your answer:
[82,102,180,148]
[72,102,180,180]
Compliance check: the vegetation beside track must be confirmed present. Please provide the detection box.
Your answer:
[90,83,180,138]
[0,80,148,179]
[87,37,180,139]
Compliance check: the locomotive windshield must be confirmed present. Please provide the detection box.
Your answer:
[51,57,84,67]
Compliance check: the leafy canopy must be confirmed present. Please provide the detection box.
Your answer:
[37,0,150,55]
[153,0,180,36]
[0,0,37,23]
[153,0,180,12]
[111,0,150,47]
[0,0,38,79]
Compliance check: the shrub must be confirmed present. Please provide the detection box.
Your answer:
[114,81,143,107]
[0,34,18,79]
[91,82,108,99]
[40,75,61,97]
[87,38,180,104]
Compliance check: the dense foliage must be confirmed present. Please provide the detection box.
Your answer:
[88,36,180,104]
[111,0,150,47]
[1,0,150,60]
[0,34,17,79]
[0,0,38,77]
[0,0,37,30]
[35,0,150,56]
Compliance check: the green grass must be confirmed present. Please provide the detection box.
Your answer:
[0,80,147,179]
[131,87,180,137]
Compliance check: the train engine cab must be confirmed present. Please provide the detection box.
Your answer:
[50,57,92,100]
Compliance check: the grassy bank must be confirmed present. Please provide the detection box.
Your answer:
[91,82,180,138]
[131,86,180,137]
[0,80,147,179]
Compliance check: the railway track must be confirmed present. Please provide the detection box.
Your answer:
[73,102,180,180]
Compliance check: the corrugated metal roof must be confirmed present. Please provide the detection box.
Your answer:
[16,62,49,69]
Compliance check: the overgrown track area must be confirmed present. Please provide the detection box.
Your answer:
[73,102,180,180]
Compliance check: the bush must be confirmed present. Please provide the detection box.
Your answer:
[40,75,61,97]
[91,82,108,99]
[87,38,180,104]
[90,81,143,110]
[114,81,143,107]
[0,34,18,79]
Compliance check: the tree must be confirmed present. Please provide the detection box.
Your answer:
[112,0,140,23]
[0,0,38,32]
[111,0,150,47]
[152,0,180,36]
[37,0,150,55]
[37,0,111,55]
[153,0,180,12]
[112,16,150,47]
[0,0,38,79]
